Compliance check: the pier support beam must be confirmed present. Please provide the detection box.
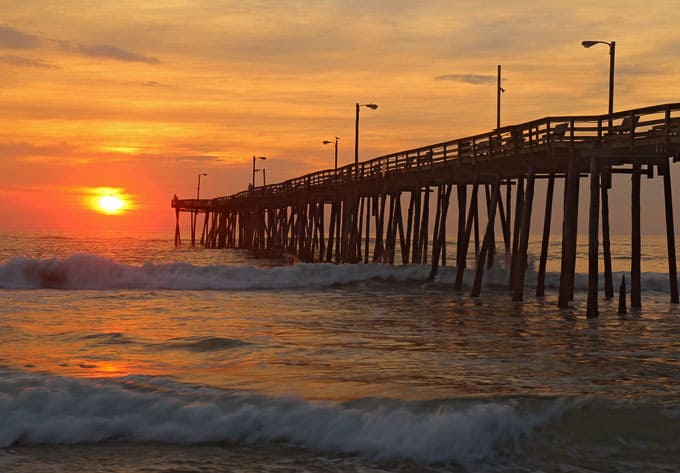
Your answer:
[586,152,600,318]
[471,178,500,297]
[600,169,614,298]
[662,159,679,303]
[631,162,642,309]
[512,166,535,301]
[536,174,554,297]
[455,182,479,290]
[558,156,580,308]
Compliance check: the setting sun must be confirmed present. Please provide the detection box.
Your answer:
[98,195,124,214]
[85,187,134,216]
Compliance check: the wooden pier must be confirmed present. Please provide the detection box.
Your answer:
[172,103,680,315]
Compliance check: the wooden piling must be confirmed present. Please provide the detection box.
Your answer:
[536,175,554,297]
[661,159,679,303]
[600,168,614,298]
[512,166,535,301]
[509,177,524,288]
[631,162,642,308]
[558,156,580,308]
[454,182,478,290]
[471,178,500,297]
[586,152,600,318]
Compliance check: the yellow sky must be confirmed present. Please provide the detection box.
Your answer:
[1,0,679,231]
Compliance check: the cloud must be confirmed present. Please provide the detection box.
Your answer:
[78,44,159,63]
[60,42,159,63]
[0,55,58,69]
[175,155,224,162]
[434,74,497,85]
[0,25,40,49]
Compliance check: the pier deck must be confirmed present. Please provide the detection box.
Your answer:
[172,103,680,314]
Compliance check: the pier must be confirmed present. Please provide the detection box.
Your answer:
[172,103,680,315]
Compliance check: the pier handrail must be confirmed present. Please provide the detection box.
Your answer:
[174,103,680,209]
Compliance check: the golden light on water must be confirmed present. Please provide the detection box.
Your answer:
[86,187,134,216]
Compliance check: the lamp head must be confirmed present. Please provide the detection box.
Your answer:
[323,140,332,144]
[581,40,600,48]
[365,103,378,110]
[201,173,207,176]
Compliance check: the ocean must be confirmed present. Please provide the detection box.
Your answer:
[1,230,679,472]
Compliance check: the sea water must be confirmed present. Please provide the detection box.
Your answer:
[0,231,679,472]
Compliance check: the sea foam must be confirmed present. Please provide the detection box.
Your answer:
[0,253,676,293]
[0,371,563,464]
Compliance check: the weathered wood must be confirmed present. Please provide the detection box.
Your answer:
[600,169,614,298]
[419,187,430,265]
[411,190,422,263]
[471,178,500,297]
[662,159,679,303]
[430,186,451,278]
[364,196,371,263]
[558,156,580,308]
[373,194,387,262]
[618,275,627,315]
[430,186,443,278]
[509,177,524,288]
[356,196,365,263]
[404,192,415,264]
[484,184,496,269]
[455,183,478,290]
[512,166,535,301]
[631,162,641,308]
[456,184,467,270]
[586,152,600,318]
[536,175,554,297]
[174,208,181,246]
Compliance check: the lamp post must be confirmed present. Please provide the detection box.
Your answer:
[354,103,378,173]
[196,172,207,201]
[582,40,616,129]
[323,136,340,171]
[497,64,505,130]
[252,155,267,188]
[192,172,207,248]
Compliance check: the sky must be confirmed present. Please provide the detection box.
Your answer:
[1,0,680,233]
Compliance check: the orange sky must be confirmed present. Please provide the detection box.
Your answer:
[1,1,680,232]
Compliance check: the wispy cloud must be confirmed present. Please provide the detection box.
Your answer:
[76,44,159,63]
[0,55,58,69]
[175,155,223,162]
[434,74,497,85]
[56,41,159,63]
[0,25,40,49]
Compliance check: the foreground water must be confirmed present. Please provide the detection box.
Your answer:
[1,231,679,472]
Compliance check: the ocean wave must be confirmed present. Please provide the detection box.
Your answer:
[157,336,251,352]
[0,253,676,293]
[0,254,433,290]
[1,371,678,467]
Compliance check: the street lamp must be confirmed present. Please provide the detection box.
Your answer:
[323,136,340,171]
[354,102,378,171]
[497,64,505,130]
[582,40,616,129]
[196,172,207,200]
[254,167,267,187]
[192,172,207,247]
[252,155,267,188]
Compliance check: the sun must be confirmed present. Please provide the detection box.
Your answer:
[98,195,124,214]
[86,187,133,215]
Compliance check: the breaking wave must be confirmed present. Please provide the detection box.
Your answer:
[1,371,678,468]
[0,253,676,293]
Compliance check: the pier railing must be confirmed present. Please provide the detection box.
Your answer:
[175,103,680,209]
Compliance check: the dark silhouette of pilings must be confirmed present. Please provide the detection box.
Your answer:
[171,103,680,315]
